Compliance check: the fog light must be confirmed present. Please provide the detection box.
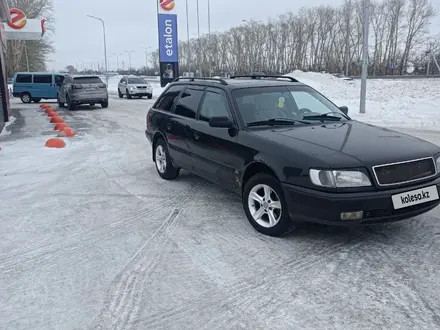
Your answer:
[340,211,363,221]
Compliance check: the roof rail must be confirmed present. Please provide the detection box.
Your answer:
[173,77,228,85]
[230,75,298,82]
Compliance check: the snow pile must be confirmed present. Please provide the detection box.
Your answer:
[288,70,440,130]
[0,116,15,136]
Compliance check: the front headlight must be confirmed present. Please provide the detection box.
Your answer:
[129,86,135,90]
[309,169,371,188]
[436,156,440,171]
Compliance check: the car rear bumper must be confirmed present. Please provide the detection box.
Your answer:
[71,93,108,104]
[282,178,440,226]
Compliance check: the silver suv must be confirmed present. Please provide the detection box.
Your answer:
[58,75,109,110]
[118,76,153,99]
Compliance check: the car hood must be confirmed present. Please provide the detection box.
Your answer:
[250,121,440,167]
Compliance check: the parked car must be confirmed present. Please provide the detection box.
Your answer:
[12,72,66,103]
[57,75,108,110]
[118,76,153,99]
[145,75,440,237]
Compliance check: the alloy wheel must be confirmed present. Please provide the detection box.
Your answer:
[247,184,282,228]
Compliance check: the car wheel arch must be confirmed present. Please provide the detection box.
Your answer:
[152,132,168,162]
[241,161,280,194]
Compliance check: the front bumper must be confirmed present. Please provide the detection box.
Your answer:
[282,178,440,226]
[129,89,152,96]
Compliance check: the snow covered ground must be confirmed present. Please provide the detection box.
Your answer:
[1,74,440,329]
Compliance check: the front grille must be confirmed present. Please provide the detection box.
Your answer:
[137,86,147,89]
[373,157,436,186]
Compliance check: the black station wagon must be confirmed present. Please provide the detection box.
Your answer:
[145,75,440,237]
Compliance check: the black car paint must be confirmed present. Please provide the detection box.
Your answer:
[146,80,440,225]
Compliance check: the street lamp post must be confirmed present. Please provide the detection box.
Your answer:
[125,50,134,73]
[113,53,120,72]
[186,0,191,74]
[208,0,211,77]
[87,15,108,85]
[196,0,203,77]
[359,0,369,114]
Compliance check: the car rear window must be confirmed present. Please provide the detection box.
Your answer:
[127,77,146,84]
[73,77,103,84]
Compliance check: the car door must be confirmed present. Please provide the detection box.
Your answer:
[189,87,241,189]
[166,85,204,170]
[32,74,53,99]
[119,78,126,94]
[54,74,65,99]
[152,84,188,168]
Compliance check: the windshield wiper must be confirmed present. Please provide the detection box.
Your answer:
[302,112,345,121]
[247,118,311,127]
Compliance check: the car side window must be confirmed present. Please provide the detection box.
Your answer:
[16,74,32,83]
[174,87,204,119]
[198,89,231,122]
[154,85,184,111]
[33,75,52,84]
[55,75,65,85]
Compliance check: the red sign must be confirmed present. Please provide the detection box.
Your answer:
[7,8,27,30]
[160,0,175,11]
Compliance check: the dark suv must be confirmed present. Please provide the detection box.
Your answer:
[145,75,440,237]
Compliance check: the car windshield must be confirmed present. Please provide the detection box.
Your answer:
[232,85,348,126]
[73,76,103,84]
[127,77,147,84]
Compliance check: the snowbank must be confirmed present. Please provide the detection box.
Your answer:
[0,116,15,136]
[288,71,440,130]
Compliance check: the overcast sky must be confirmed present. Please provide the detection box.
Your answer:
[49,0,440,71]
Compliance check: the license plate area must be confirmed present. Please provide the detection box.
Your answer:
[85,88,96,91]
[391,185,439,210]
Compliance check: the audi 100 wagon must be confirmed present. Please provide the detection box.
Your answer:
[145,75,440,237]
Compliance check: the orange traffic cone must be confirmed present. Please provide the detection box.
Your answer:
[54,122,69,131]
[62,127,76,137]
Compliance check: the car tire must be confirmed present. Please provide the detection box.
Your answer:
[126,89,132,99]
[32,98,41,103]
[243,173,295,237]
[101,101,108,108]
[147,94,152,99]
[66,95,76,110]
[118,89,123,98]
[21,92,31,103]
[154,138,180,180]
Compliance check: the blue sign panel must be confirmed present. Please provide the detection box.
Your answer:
[158,13,178,63]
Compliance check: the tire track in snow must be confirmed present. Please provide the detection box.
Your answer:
[135,237,364,329]
[0,203,171,275]
[95,208,180,330]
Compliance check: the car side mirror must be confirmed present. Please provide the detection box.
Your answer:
[209,116,233,128]
[339,106,348,115]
